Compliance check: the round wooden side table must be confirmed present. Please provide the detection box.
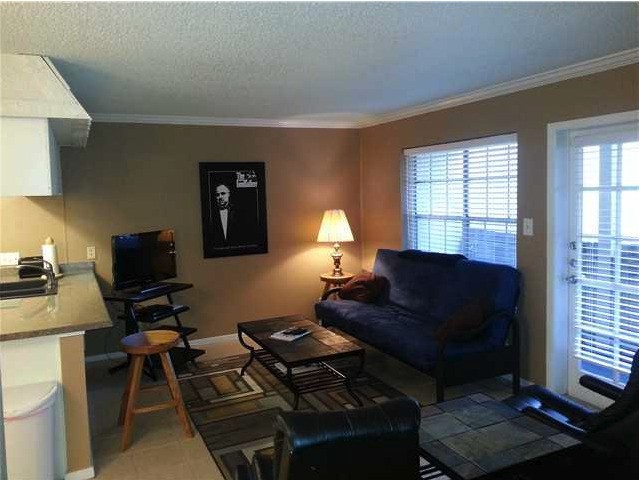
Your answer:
[320,272,355,297]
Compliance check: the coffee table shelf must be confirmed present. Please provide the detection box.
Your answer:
[254,349,352,395]
[237,315,365,409]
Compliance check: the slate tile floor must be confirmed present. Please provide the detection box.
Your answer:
[419,395,580,478]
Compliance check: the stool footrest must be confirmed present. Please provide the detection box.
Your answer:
[134,401,177,415]
[139,383,169,392]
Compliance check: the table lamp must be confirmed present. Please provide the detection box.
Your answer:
[317,209,354,276]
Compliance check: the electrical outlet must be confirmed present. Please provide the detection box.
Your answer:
[0,251,20,266]
[523,218,534,236]
[87,246,96,260]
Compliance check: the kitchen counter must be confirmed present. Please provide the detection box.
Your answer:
[0,262,112,341]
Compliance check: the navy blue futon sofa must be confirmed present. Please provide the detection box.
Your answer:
[315,249,521,402]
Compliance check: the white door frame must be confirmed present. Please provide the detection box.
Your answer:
[545,110,638,394]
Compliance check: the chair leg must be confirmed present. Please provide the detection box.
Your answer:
[435,360,445,403]
[118,357,137,426]
[512,360,521,395]
[436,380,445,403]
[121,355,144,451]
[159,352,194,438]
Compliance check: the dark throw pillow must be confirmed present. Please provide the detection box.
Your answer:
[338,272,389,303]
[435,299,488,344]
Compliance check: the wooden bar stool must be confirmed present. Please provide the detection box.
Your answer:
[118,330,194,451]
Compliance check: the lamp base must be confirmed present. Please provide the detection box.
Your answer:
[330,242,343,276]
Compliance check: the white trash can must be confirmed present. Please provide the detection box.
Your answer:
[2,382,58,480]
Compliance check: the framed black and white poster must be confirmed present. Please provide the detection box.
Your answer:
[199,162,268,258]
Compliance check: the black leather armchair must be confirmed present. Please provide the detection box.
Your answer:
[508,350,638,459]
[235,397,421,480]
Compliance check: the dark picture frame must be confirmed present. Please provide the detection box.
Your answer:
[199,162,268,258]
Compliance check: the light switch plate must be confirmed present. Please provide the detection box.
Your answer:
[523,218,534,236]
[86,246,96,260]
[0,251,20,266]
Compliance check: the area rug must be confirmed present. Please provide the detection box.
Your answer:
[178,353,458,480]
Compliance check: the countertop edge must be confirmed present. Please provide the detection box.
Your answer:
[0,262,113,342]
[0,318,113,342]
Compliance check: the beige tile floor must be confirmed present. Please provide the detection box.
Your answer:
[87,342,246,480]
[86,338,515,479]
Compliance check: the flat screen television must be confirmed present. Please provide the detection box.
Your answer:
[111,229,177,290]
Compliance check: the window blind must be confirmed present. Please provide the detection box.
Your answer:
[570,126,639,384]
[403,134,518,267]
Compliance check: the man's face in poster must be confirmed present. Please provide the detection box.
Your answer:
[215,184,231,210]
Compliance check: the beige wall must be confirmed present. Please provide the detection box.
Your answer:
[360,64,639,384]
[1,66,637,373]
[58,124,361,354]
[0,196,67,260]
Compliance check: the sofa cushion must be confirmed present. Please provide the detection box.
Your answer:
[398,250,466,266]
[372,249,464,320]
[315,300,509,372]
[316,300,439,371]
[372,249,520,323]
[315,299,504,371]
[454,259,521,318]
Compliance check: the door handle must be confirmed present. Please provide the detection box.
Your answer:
[566,275,579,284]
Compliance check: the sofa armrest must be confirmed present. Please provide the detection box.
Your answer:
[522,406,587,438]
[522,405,632,458]
[321,287,342,301]
[579,375,623,401]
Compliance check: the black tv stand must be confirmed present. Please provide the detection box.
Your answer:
[138,284,170,295]
[103,282,204,379]
[120,281,174,296]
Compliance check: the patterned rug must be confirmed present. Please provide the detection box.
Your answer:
[178,353,458,479]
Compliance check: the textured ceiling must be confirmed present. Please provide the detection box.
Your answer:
[0,2,638,123]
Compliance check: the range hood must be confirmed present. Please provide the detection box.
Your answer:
[0,54,92,196]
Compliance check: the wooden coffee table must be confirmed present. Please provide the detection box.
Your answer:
[237,314,365,409]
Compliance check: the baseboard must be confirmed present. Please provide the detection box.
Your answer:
[65,466,95,480]
[182,333,237,347]
[84,351,127,363]
[84,333,239,363]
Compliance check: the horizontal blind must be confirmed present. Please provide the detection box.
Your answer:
[403,134,518,267]
[571,131,639,384]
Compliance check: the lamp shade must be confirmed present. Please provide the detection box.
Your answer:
[317,209,354,243]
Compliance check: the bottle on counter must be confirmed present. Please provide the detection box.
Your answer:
[41,237,61,277]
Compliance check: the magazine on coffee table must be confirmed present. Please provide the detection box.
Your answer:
[269,327,311,342]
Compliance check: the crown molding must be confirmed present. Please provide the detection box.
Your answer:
[90,48,638,130]
[90,113,362,129]
[358,48,639,128]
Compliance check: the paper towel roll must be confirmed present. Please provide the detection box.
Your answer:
[42,237,60,276]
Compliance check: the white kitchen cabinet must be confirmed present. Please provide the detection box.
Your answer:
[0,54,90,197]
[0,117,62,196]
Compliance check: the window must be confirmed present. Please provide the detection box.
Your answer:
[403,134,518,267]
